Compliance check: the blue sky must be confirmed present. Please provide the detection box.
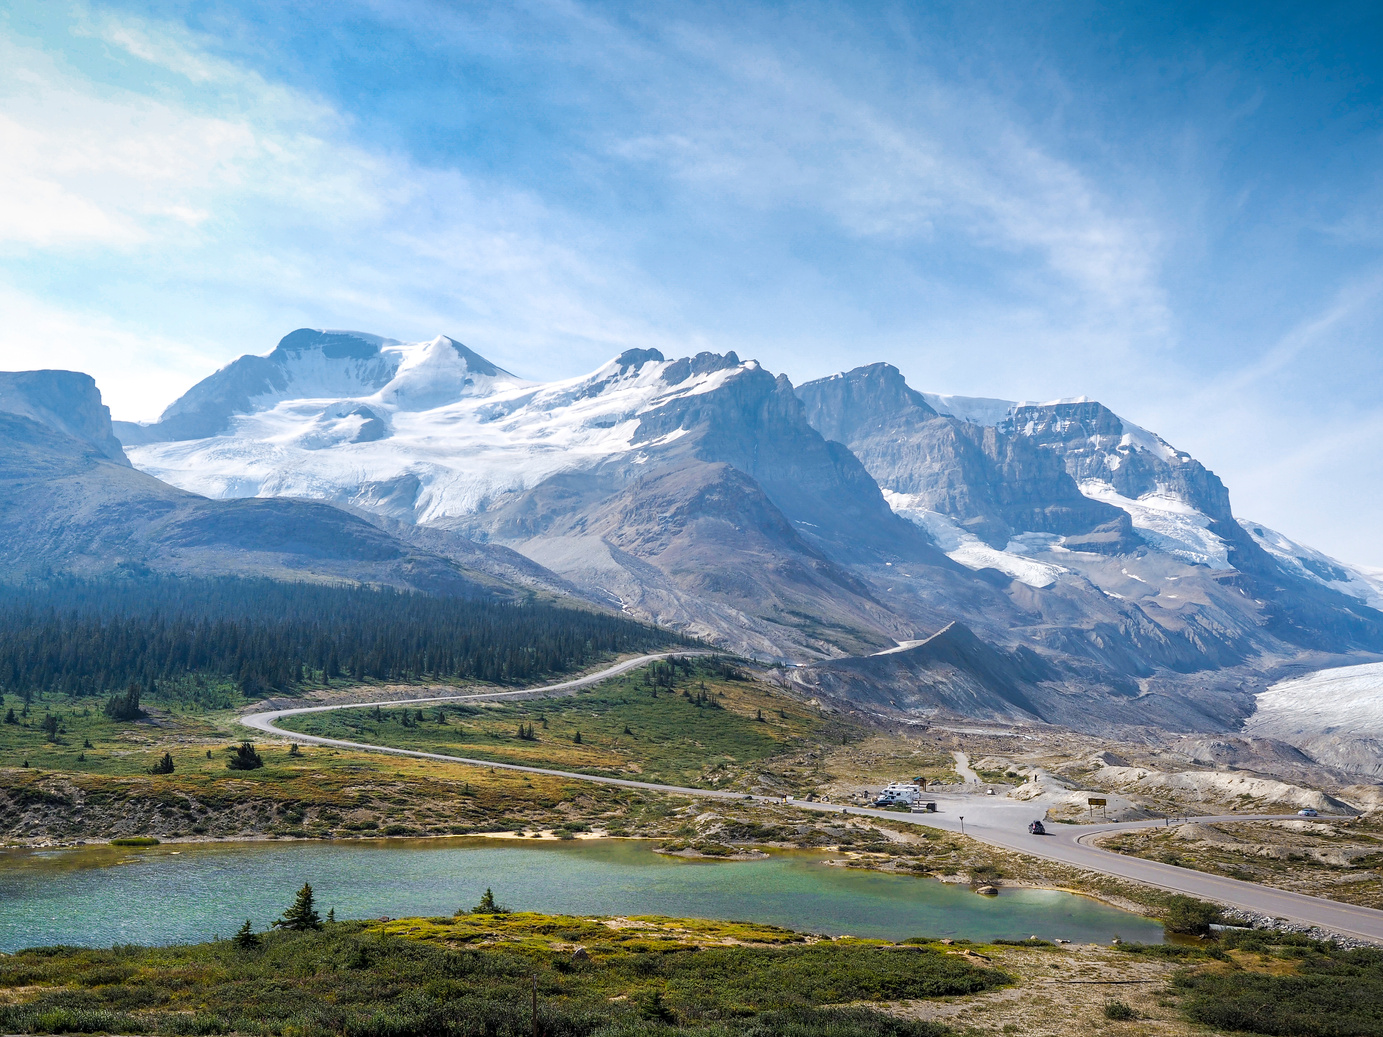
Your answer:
[2,1,1383,566]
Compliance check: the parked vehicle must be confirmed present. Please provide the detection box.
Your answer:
[1298,808,1319,817]
[874,782,922,807]
[1028,820,1046,835]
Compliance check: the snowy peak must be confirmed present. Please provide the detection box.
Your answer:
[1245,521,1383,609]
[120,337,770,524]
[115,330,519,445]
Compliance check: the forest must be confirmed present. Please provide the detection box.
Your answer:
[0,577,681,698]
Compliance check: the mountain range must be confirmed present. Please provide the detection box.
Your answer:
[7,328,1382,735]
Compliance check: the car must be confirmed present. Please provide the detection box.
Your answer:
[1028,820,1046,835]
[1298,808,1319,817]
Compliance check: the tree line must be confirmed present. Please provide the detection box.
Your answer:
[0,577,682,698]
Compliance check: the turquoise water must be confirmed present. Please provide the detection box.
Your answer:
[0,837,1163,951]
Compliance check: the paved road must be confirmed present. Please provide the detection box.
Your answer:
[241,657,1383,943]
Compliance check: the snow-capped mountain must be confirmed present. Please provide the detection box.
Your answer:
[798,364,1259,583]
[1244,521,1383,610]
[75,328,1383,731]
[121,331,774,524]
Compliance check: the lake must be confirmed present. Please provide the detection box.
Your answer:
[0,837,1163,951]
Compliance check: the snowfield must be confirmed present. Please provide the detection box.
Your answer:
[127,337,759,524]
[1243,520,1383,609]
[881,490,1067,588]
[1078,480,1233,569]
[1246,662,1383,740]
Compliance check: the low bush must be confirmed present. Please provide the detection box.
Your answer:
[0,917,1004,1036]
[1161,895,1221,936]
[1103,1000,1136,1020]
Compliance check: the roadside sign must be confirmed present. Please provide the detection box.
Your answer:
[1087,798,1107,806]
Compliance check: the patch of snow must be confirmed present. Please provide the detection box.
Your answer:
[1116,420,1182,464]
[1242,520,1383,609]
[919,393,1016,426]
[881,491,1067,588]
[1079,480,1232,569]
[1246,662,1383,740]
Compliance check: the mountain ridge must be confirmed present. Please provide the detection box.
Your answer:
[7,328,1380,734]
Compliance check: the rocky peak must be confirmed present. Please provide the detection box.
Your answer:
[1001,398,1232,523]
[796,362,937,445]
[0,370,129,465]
[795,365,1128,550]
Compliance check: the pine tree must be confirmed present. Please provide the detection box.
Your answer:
[471,887,509,914]
[232,919,260,949]
[573,731,582,744]
[104,683,143,721]
[273,883,323,931]
[149,752,174,775]
[227,742,265,770]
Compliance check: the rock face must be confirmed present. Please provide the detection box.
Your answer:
[0,370,130,464]
[797,364,1131,551]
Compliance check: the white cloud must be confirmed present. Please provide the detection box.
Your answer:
[605,21,1168,340]
[0,10,689,415]
[0,285,216,421]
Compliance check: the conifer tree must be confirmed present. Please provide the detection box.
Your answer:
[471,887,509,914]
[104,683,143,721]
[227,742,265,770]
[232,919,260,948]
[273,883,324,931]
[149,752,174,775]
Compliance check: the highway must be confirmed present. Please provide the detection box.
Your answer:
[241,654,1383,944]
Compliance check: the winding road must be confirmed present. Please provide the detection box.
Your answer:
[241,654,1383,944]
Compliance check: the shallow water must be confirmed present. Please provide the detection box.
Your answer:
[0,837,1163,951]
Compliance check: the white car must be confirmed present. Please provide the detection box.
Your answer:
[1297,808,1319,817]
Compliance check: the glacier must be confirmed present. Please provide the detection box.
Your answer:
[127,334,763,525]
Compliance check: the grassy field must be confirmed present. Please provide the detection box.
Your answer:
[0,911,1001,1036]
[3,905,1373,1037]
[275,658,851,791]
[0,658,872,845]
[1096,820,1383,910]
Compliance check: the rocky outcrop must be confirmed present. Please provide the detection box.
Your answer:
[0,370,130,464]
[797,364,1132,549]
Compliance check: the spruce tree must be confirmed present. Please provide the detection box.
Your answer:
[104,683,143,721]
[471,887,509,914]
[149,752,174,775]
[232,919,260,948]
[273,883,324,931]
[227,742,265,770]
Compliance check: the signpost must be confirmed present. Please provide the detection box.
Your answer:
[1088,797,1107,821]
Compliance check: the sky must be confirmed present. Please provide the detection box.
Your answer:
[2,1,1383,567]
